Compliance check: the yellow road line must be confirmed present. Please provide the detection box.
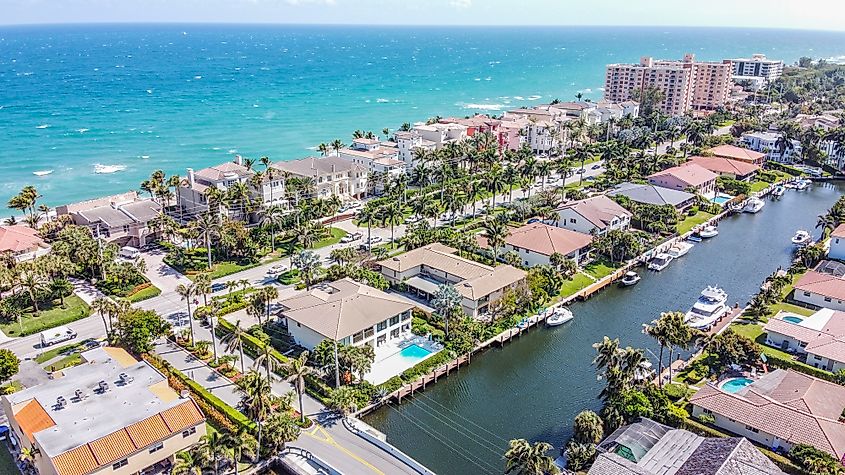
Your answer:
[302,425,385,475]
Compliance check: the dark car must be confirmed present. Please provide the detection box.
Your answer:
[591,164,602,170]
[210,283,227,292]
[577,168,586,174]
[527,218,541,224]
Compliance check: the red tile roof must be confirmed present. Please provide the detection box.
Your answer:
[794,270,845,301]
[832,224,845,239]
[708,144,766,162]
[0,225,47,254]
[52,445,98,475]
[686,156,760,177]
[648,163,718,188]
[505,223,593,257]
[15,399,55,443]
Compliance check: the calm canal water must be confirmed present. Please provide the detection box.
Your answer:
[364,182,845,475]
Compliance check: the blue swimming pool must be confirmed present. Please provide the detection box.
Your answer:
[712,195,733,205]
[720,377,753,393]
[783,316,804,324]
[399,344,434,361]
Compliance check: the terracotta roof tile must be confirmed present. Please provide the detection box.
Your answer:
[160,400,204,433]
[794,270,845,301]
[709,144,766,162]
[15,399,55,443]
[505,223,592,256]
[126,414,171,449]
[832,224,845,239]
[52,444,98,475]
[648,163,718,187]
[687,156,760,177]
[88,429,136,465]
[0,225,47,253]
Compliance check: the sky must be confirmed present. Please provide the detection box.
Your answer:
[2,0,845,31]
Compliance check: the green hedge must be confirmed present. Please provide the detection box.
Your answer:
[763,351,834,382]
[173,366,254,431]
[399,350,452,383]
[126,284,162,303]
[216,319,290,374]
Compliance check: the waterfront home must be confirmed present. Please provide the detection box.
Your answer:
[338,138,406,189]
[607,182,697,212]
[439,114,525,151]
[1,346,206,475]
[689,369,845,459]
[272,156,368,200]
[829,224,845,261]
[728,54,784,82]
[377,243,527,318]
[58,191,162,248]
[741,131,801,163]
[552,195,632,236]
[708,144,766,165]
[0,225,50,262]
[792,260,845,311]
[647,163,717,198]
[686,156,761,181]
[178,157,258,221]
[278,277,415,351]
[587,417,784,475]
[395,130,437,166]
[479,222,593,267]
[764,308,845,371]
[412,122,468,149]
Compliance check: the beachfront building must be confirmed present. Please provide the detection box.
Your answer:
[728,54,784,82]
[764,308,845,371]
[708,144,766,165]
[178,157,258,221]
[1,346,206,475]
[741,131,801,163]
[689,369,845,459]
[604,54,733,115]
[272,156,368,201]
[494,222,593,267]
[503,107,567,154]
[647,163,718,198]
[377,243,527,318]
[338,138,405,192]
[553,195,632,236]
[687,156,760,181]
[395,130,437,167]
[588,417,784,475]
[0,225,50,262]
[792,260,845,311]
[412,122,468,149]
[829,224,845,261]
[57,191,162,248]
[439,115,526,151]
[607,182,697,212]
[278,278,415,351]
[584,100,640,125]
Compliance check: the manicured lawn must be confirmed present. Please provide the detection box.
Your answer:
[560,273,594,297]
[677,211,715,235]
[35,341,83,364]
[0,295,90,337]
[770,302,814,317]
[45,353,83,372]
[583,260,617,280]
[126,284,162,302]
[313,227,348,248]
[731,322,822,372]
[750,181,771,193]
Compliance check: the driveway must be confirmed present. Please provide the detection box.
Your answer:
[139,247,192,294]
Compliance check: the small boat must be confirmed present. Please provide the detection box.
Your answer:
[667,241,694,258]
[791,230,812,247]
[698,225,719,238]
[728,201,745,214]
[620,271,641,287]
[685,285,729,330]
[743,197,765,213]
[516,318,530,329]
[33,170,54,176]
[546,307,574,327]
[795,179,811,191]
[687,234,703,243]
[771,186,785,197]
[648,253,673,271]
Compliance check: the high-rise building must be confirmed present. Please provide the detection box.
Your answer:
[604,53,732,116]
[728,54,784,82]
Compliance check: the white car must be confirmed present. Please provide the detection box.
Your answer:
[404,215,423,224]
[266,264,288,275]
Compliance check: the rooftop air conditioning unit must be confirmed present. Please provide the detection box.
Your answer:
[74,389,86,401]
[56,396,67,409]
[98,381,109,393]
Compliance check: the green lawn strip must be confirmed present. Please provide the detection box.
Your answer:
[750,181,771,193]
[45,353,83,372]
[731,322,828,375]
[583,260,618,280]
[313,227,348,248]
[35,341,83,364]
[677,211,716,235]
[0,295,90,337]
[560,273,594,297]
[769,302,814,317]
[0,380,23,394]
[126,284,162,303]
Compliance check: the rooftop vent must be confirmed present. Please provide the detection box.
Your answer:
[56,396,67,409]
[74,389,87,401]
[119,373,133,385]
[97,380,109,393]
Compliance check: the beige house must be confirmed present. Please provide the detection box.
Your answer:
[479,223,593,267]
[764,308,845,372]
[553,195,632,236]
[58,192,162,248]
[279,278,415,350]
[0,225,50,262]
[377,243,527,318]
[272,156,367,200]
[178,157,259,221]
[708,144,766,165]
[2,347,206,475]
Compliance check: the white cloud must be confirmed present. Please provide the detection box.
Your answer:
[449,0,471,9]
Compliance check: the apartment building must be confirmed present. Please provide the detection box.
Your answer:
[394,130,437,166]
[412,122,468,149]
[728,54,784,82]
[338,138,406,182]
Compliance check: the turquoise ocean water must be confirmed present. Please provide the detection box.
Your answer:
[1,24,845,207]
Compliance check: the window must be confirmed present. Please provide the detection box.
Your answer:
[803,291,811,297]
[149,442,164,454]
[377,321,387,332]
[390,315,400,326]
[182,427,197,438]
[569,218,576,224]
[353,331,364,343]
[814,355,823,361]
[113,459,128,470]
[401,311,411,321]
[744,425,760,433]
[363,327,374,339]
[825,297,833,302]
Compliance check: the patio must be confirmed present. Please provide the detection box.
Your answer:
[365,334,442,385]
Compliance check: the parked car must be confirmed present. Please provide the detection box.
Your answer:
[40,326,77,347]
[365,236,383,245]
[591,164,602,170]
[576,168,586,174]
[340,232,362,243]
[210,283,227,292]
[404,215,423,224]
[266,264,288,275]
[527,218,541,224]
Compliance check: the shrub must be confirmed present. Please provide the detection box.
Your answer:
[763,351,833,381]
[664,383,690,401]
[378,376,404,394]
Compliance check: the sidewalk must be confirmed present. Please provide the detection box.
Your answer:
[153,339,242,408]
[69,277,107,305]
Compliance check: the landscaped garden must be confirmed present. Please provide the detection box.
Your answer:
[0,295,90,337]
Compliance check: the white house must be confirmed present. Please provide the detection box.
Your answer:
[553,195,632,236]
[483,223,593,267]
[830,224,845,261]
[792,260,845,311]
[740,131,801,163]
[764,308,845,372]
[395,130,437,166]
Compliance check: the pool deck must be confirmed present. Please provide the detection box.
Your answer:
[365,335,442,385]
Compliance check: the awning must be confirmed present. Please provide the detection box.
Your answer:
[405,276,442,295]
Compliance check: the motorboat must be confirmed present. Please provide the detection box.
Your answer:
[648,253,673,271]
[33,170,53,176]
[771,185,785,198]
[795,179,811,191]
[728,201,745,214]
[620,271,641,287]
[791,230,812,247]
[698,225,719,238]
[743,197,765,213]
[685,286,729,330]
[667,241,694,259]
[546,307,574,327]
[687,234,703,243]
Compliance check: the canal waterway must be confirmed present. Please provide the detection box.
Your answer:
[364,182,845,475]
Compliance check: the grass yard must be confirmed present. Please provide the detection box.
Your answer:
[583,260,617,280]
[731,322,822,373]
[45,353,83,372]
[677,211,715,235]
[769,302,814,317]
[750,181,771,193]
[560,273,595,297]
[0,295,90,337]
[313,227,348,248]
[126,284,162,302]
[35,341,84,364]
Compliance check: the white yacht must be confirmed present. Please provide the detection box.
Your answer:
[743,197,765,213]
[620,271,641,287]
[546,307,574,327]
[771,185,785,197]
[795,179,811,191]
[685,286,729,330]
[791,230,812,247]
[667,241,694,258]
[648,253,673,271]
[698,225,719,238]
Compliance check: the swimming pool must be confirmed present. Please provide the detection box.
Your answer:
[782,315,804,324]
[712,195,733,205]
[399,344,434,361]
[720,377,753,393]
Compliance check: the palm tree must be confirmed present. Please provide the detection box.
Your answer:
[176,283,197,345]
[240,370,272,460]
[192,212,218,270]
[291,250,321,290]
[19,267,47,315]
[484,164,505,209]
[253,344,282,381]
[379,201,404,248]
[172,448,209,475]
[284,351,311,423]
[357,204,378,252]
[431,284,461,338]
[503,439,560,475]
[200,431,231,475]
[643,314,672,386]
[227,428,257,475]
[328,385,359,417]
[221,320,248,373]
[664,311,694,381]
[483,218,508,264]
[91,297,114,337]
[592,336,621,372]
[330,139,344,155]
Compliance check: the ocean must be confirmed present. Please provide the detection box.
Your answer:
[1,24,845,207]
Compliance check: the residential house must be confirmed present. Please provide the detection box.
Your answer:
[764,308,845,372]
[503,107,567,154]
[648,163,718,198]
[829,224,845,261]
[0,225,50,262]
[588,417,784,475]
[440,115,525,151]
[412,122,468,150]
[553,195,632,235]
[1,347,206,475]
[792,260,845,311]
[272,156,368,200]
[394,130,437,166]
[795,112,841,131]
[741,131,801,163]
[607,182,697,212]
[687,156,760,181]
[338,138,405,191]
[178,157,258,221]
[708,144,766,165]
[689,369,845,459]
[278,278,415,351]
[490,223,593,266]
[58,191,162,248]
[377,243,527,318]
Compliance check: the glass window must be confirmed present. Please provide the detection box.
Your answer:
[149,442,164,454]
[363,327,374,338]
[390,315,400,326]
[353,331,364,343]
[113,459,128,470]
[401,311,411,321]
[182,427,196,438]
[377,321,387,332]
